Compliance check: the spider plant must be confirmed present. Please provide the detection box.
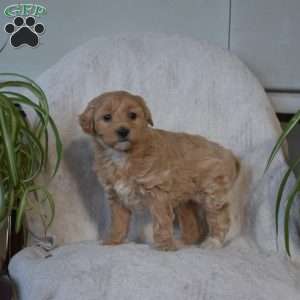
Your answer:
[0,73,62,266]
[265,111,300,256]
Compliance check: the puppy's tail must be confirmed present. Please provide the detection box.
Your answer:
[224,159,249,243]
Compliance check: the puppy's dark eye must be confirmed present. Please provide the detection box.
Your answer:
[128,112,137,120]
[103,114,112,122]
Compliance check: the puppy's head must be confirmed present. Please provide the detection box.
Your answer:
[79,91,153,151]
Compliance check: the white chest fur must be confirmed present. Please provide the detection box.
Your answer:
[114,180,137,207]
[99,145,144,208]
[113,178,146,209]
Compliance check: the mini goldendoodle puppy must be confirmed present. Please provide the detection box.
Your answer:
[79,91,243,251]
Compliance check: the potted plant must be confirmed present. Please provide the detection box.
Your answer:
[265,112,300,256]
[0,73,62,271]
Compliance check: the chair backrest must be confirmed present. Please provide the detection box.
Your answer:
[30,33,295,253]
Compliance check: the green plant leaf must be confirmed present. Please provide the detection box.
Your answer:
[48,116,63,177]
[15,185,55,233]
[0,73,49,114]
[0,73,48,108]
[284,176,300,256]
[0,95,18,186]
[20,126,44,182]
[0,94,22,143]
[16,145,33,181]
[0,181,7,223]
[15,185,29,233]
[2,91,49,135]
[0,73,61,234]
[275,157,300,237]
[7,188,15,217]
[0,145,4,161]
[0,81,49,132]
[265,110,300,173]
[44,128,49,167]
[3,92,62,177]
[38,186,55,231]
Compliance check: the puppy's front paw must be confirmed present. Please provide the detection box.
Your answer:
[154,240,178,251]
[200,237,223,250]
[102,239,123,246]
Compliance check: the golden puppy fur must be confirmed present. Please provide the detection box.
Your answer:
[79,91,241,251]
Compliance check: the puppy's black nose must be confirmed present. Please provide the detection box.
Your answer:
[116,127,130,139]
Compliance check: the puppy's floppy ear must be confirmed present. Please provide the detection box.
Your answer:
[135,96,154,126]
[79,104,95,135]
[79,97,101,135]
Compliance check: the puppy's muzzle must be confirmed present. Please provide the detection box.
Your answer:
[116,127,130,140]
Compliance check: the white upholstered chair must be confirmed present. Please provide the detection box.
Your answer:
[9,34,300,300]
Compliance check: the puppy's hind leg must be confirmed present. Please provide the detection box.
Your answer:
[176,201,206,245]
[149,200,177,251]
[202,161,247,249]
[201,204,231,249]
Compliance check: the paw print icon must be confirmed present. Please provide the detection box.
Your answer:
[4,16,45,48]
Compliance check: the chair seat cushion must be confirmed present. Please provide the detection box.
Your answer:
[9,241,300,300]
